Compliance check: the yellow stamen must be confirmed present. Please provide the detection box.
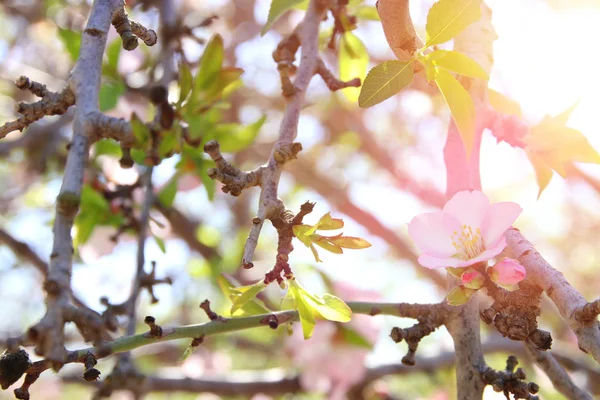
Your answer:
[451,224,484,260]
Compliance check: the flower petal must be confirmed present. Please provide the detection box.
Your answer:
[417,253,465,269]
[480,202,522,247]
[408,212,461,257]
[443,190,489,229]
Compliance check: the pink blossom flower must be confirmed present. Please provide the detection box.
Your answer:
[489,258,526,285]
[408,190,522,269]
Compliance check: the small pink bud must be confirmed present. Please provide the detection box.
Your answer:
[489,258,526,286]
[461,269,485,290]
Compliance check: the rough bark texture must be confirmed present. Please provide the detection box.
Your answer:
[506,228,600,362]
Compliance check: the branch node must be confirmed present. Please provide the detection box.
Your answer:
[112,6,139,50]
[200,299,221,321]
[574,298,600,322]
[273,142,303,164]
[0,349,31,390]
[316,58,361,91]
[55,191,80,218]
[81,353,101,382]
[143,316,163,338]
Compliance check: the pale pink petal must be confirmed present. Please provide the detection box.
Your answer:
[480,202,522,247]
[456,236,507,267]
[417,253,465,269]
[489,258,526,285]
[443,190,489,229]
[408,212,461,257]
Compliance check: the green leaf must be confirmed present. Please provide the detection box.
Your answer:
[131,149,146,165]
[94,139,122,157]
[202,68,245,105]
[103,38,122,79]
[312,294,352,322]
[339,32,369,102]
[158,127,181,158]
[313,237,344,254]
[309,244,322,263]
[290,281,316,339]
[446,267,468,279]
[217,275,271,316]
[434,67,476,157]
[329,236,372,249]
[80,186,109,212]
[99,80,125,112]
[157,178,178,207]
[292,224,315,247]
[548,100,580,127]
[262,0,307,36]
[446,285,476,306]
[526,151,553,198]
[488,89,522,117]
[195,35,224,92]
[178,63,193,105]
[131,113,150,147]
[154,235,166,253]
[200,165,216,201]
[74,213,98,245]
[339,325,372,348]
[215,116,266,153]
[355,6,380,21]
[426,50,488,80]
[292,281,352,324]
[425,0,482,47]
[230,281,267,313]
[58,28,81,62]
[313,212,344,231]
[358,61,414,108]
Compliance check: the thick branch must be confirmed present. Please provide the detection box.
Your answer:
[33,0,122,370]
[505,228,600,362]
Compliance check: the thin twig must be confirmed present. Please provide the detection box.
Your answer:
[239,0,327,268]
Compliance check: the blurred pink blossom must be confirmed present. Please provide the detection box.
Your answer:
[488,258,526,285]
[408,190,521,269]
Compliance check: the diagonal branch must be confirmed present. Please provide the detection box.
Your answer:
[524,340,594,399]
[505,228,600,362]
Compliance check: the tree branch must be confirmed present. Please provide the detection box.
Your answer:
[208,0,327,269]
[505,228,600,362]
[0,77,74,139]
[524,340,594,399]
[29,0,125,371]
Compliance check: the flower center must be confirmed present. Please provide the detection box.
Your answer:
[451,224,484,260]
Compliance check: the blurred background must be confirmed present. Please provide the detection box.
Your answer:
[0,0,600,398]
